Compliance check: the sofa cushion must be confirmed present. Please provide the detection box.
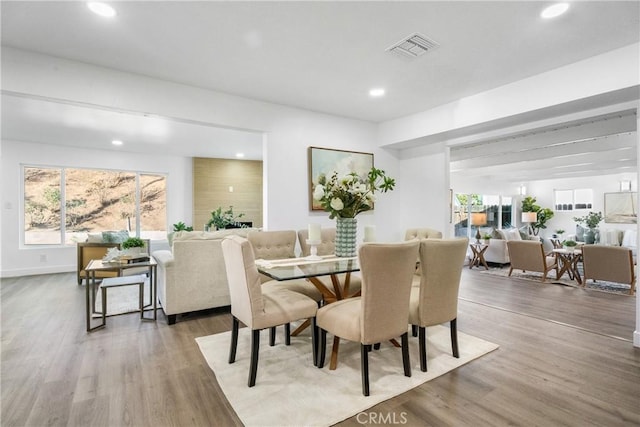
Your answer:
[102,230,130,243]
[497,228,521,241]
[172,228,257,242]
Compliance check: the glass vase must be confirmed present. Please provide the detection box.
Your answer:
[335,217,357,257]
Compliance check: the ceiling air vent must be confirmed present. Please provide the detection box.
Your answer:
[386,33,439,59]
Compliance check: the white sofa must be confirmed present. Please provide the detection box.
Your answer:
[483,228,549,265]
[152,228,257,324]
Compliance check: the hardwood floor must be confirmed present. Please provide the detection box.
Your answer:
[1,270,638,426]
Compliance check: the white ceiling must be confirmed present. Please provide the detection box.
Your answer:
[1,1,639,171]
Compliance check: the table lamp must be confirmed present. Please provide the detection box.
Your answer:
[470,212,487,244]
[521,212,537,236]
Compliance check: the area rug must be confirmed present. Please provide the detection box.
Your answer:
[91,278,154,317]
[196,325,499,427]
[480,267,634,295]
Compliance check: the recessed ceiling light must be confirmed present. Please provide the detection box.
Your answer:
[369,88,385,98]
[236,153,245,158]
[111,140,123,146]
[541,3,569,19]
[87,2,117,18]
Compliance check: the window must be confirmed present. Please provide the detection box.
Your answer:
[453,193,513,238]
[23,166,167,245]
[554,189,593,211]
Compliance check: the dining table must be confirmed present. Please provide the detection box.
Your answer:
[255,254,360,303]
[256,254,361,369]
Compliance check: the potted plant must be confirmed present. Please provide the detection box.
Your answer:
[573,211,603,244]
[122,237,146,255]
[555,229,565,238]
[562,239,577,249]
[172,221,193,232]
[482,233,492,244]
[521,196,554,236]
[207,205,246,230]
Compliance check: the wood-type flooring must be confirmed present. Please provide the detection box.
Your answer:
[1,270,638,426]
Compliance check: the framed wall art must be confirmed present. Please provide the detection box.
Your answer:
[604,192,637,224]
[308,147,374,211]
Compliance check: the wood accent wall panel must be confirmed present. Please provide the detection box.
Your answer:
[193,158,263,230]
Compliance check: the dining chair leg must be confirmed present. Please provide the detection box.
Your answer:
[248,329,260,387]
[330,336,340,370]
[269,326,276,346]
[229,316,239,364]
[318,328,327,368]
[412,325,418,337]
[361,344,370,396]
[450,318,459,358]
[284,323,291,346]
[311,317,318,366]
[419,326,427,372]
[401,332,411,377]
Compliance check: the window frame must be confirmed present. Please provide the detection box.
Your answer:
[22,164,167,247]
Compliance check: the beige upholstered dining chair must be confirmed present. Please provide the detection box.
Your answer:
[404,228,443,240]
[221,235,318,387]
[582,245,636,295]
[297,227,362,298]
[248,230,322,301]
[409,238,468,372]
[316,241,419,396]
[248,229,322,344]
[404,228,442,286]
[506,240,558,282]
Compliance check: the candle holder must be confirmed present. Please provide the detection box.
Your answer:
[306,239,322,260]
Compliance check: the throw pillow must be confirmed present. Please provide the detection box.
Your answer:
[87,232,103,243]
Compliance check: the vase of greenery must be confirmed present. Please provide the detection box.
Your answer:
[207,205,246,230]
[313,167,395,257]
[562,239,577,250]
[573,211,603,244]
[122,237,146,256]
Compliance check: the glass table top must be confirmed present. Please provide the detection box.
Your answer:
[256,256,359,281]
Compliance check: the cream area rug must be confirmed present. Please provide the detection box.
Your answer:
[196,324,499,427]
[92,277,153,317]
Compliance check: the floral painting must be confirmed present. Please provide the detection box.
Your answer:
[308,147,373,210]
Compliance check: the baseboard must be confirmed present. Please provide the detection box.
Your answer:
[634,330,640,348]
[0,265,74,278]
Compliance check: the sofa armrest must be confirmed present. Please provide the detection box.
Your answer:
[152,249,174,266]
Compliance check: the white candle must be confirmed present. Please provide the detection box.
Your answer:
[308,223,321,241]
[364,225,376,242]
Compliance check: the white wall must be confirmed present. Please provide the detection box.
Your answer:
[1,49,447,276]
[0,140,192,277]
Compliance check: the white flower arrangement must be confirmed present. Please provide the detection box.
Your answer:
[313,167,395,219]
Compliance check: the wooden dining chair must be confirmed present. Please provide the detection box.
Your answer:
[409,238,468,372]
[506,240,558,282]
[582,245,636,295]
[316,241,419,396]
[221,235,318,387]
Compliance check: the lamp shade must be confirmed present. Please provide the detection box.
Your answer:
[521,212,537,223]
[470,212,487,226]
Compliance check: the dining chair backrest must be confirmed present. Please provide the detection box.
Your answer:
[417,238,468,325]
[405,228,443,240]
[247,230,297,260]
[221,235,265,328]
[358,241,420,344]
[298,228,336,256]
